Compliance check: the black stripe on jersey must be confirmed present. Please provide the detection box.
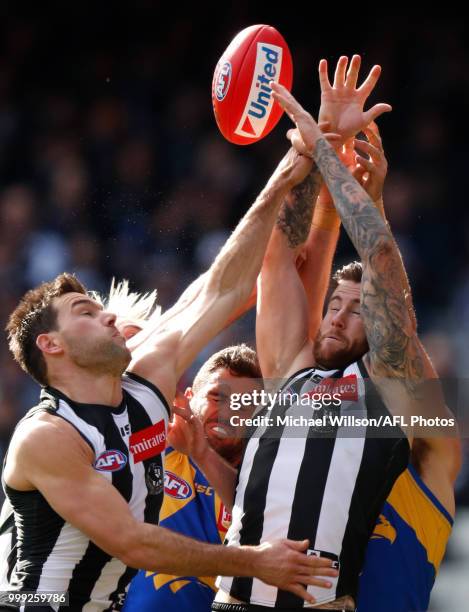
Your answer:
[125,391,164,525]
[230,398,291,602]
[0,505,18,584]
[59,542,112,610]
[275,437,337,608]
[72,402,134,504]
[357,358,368,380]
[3,486,65,591]
[64,408,134,605]
[336,436,409,599]
[275,369,343,608]
[0,504,14,537]
[6,526,17,584]
[336,369,410,600]
[104,565,137,611]
[282,367,317,386]
[125,372,171,417]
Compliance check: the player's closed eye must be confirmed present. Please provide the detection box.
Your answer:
[209,392,226,403]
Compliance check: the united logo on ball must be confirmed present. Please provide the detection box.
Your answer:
[212,24,293,145]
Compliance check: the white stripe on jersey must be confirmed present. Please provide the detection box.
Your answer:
[36,522,89,592]
[218,368,327,599]
[113,409,147,524]
[82,557,128,612]
[0,531,13,590]
[307,364,366,604]
[217,361,405,608]
[250,427,311,604]
[56,399,105,454]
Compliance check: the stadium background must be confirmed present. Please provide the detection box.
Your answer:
[0,4,468,609]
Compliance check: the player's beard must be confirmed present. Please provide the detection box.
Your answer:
[63,333,131,377]
[313,331,368,371]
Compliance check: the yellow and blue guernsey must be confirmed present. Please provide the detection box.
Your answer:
[357,464,453,612]
[123,446,231,612]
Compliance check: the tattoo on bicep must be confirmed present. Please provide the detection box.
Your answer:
[276,166,322,248]
[313,138,423,391]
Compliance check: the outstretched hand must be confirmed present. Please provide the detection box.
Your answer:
[318,55,392,141]
[352,121,388,205]
[167,394,208,462]
[271,81,326,157]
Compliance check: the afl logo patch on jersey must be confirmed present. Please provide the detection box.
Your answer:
[94,449,128,472]
[164,471,193,500]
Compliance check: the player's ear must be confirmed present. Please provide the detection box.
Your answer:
[36,333,63,356]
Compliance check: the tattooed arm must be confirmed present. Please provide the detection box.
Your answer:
[276,166,323,248]
[256,166,323,380]
[270,83,457,447]
[355,124,461,497]
[312,139,422,385]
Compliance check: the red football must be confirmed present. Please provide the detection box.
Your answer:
[212,24,293,145]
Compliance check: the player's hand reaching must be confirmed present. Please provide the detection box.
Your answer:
[318,55,392,142]
[352,121,388,207]
[254,538,338,603]
[167,394,209,462]
[274,121,341,190]
[270,82,324,157]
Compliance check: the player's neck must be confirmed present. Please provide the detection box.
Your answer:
[47,367,123,407]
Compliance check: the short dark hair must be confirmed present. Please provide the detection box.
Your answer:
[192,344,261,394]
[6,273,87,386]
[325,261,363,310]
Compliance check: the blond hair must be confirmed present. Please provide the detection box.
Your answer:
[92,279,161,327]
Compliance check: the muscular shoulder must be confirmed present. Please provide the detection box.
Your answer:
[4,412,93,490]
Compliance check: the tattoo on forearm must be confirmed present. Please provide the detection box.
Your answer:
[276,166,322,248]
[313,138,422,393]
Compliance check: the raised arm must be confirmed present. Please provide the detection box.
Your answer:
[128,149,316,404]
[257,57,392,379]
[353,123,461,490]
[271,81,461,462]
[297,144,356,339]
[271,82,420,382]
[256,167,322,379]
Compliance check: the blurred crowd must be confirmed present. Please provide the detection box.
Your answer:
[0,6,468,512]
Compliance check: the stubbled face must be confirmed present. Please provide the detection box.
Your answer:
[190,368,262,466]
[52,292,131,376]
[314,280,368,370]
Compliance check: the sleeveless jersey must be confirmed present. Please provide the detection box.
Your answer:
[217,360,410,608]
[0,372,169,611]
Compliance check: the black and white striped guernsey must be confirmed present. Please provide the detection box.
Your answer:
[217,359,410,608]
[0,372,169,611]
